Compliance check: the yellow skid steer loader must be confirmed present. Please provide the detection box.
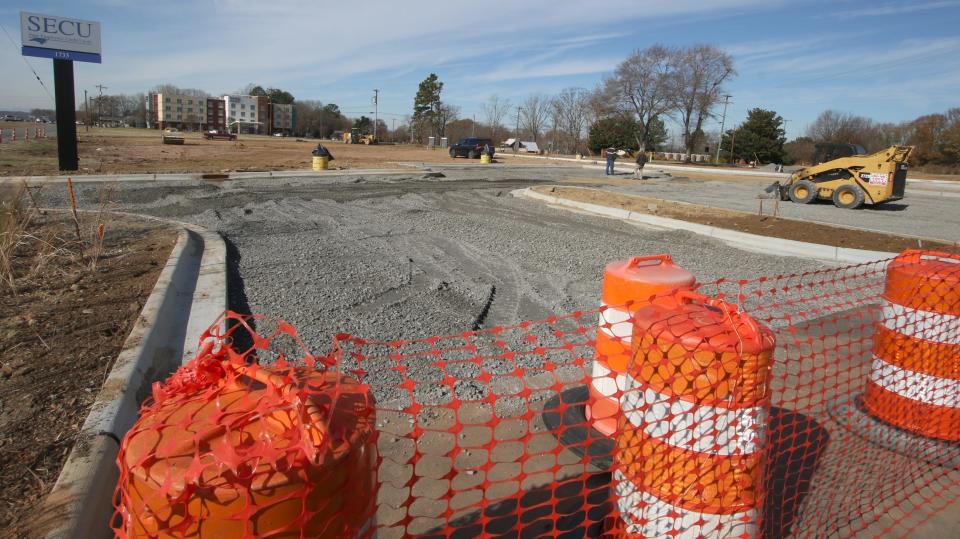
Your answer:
[769,144,913,209]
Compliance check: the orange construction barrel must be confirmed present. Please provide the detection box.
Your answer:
[116,363,377,538]
[614,290,774,538]
[864,250,960,441]
[590,255,696,437]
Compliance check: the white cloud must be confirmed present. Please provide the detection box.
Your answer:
[832,0,960,18]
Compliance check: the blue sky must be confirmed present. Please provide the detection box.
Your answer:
[1,0,959,140]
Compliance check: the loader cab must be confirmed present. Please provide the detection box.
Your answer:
[812,143,867,165]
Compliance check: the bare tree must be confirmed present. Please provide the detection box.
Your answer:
[673,45,735,159]
[520,93,550,144]
[552,87,591,154]
[151,84,208,97]
[603,45,678,151]
[482,95,512,145]
[806,110,874,145]
[436,103,460,138]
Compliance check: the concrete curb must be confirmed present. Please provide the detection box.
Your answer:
[513,188,896,264]
[0,168,417,184]
[41,215,227,539]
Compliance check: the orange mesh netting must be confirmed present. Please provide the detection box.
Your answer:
[114,251,960,538]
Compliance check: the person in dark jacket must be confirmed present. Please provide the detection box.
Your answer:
[312,143,334,160]
[634,150,648,179]
[605,147,617,175]
[483,143,494,158]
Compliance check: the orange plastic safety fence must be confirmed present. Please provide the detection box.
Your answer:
[114,251,960,539]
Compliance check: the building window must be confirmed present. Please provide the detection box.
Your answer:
[241,112,246,117]
[177,98,182,104]
[177,107,182,112]
[187,108,193,113]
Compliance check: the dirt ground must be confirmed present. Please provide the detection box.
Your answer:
[0,126,560,177]
[535,185,957,252]
[0,212,176,537]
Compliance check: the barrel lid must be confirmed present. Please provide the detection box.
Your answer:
[632,291,773,356]
[889,250,960,282]
[603,254,696,307]
[122,364,373,498]
[885,250,960,315]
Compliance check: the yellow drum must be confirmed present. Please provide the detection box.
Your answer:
[480,154,492,164]
[312,156,329,170]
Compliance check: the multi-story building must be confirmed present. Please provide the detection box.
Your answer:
[269,103,295,135]
[255,96,270,135]
[149,93,208,131]
[224,94,261,134]
[206,97,226,132]
[146,90,297,135]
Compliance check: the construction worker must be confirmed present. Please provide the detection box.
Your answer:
[605,147,617,175]
[634,150,648,179]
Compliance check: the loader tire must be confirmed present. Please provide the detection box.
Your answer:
[832,184,864,209]
[788,180,817,204]
[450,148,457,158]
[468,150,478,159]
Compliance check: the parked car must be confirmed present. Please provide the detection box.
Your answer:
[161,128,185,145]
[203,129,237,141]
[449,137,494,159]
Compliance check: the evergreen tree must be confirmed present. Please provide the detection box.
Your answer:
[722,108,786,163]
[354,115,373,134]
[588,116,666,153]
[412,74,443,144]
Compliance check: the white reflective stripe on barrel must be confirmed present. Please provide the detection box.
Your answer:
[590,359,628,397]
[613,470,758,539]
[869,355,960,408]
[354,514,376,538]
[598,304,633,342]
[622,375,766,455]
[882,299,960,345]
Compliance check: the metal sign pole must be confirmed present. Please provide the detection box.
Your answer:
[53,59,79,170]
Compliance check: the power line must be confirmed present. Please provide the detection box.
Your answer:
[0,23,55,104]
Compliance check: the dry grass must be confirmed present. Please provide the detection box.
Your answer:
[0,180,118,294]
[0,183,33,291]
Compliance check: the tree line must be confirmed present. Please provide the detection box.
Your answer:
[719,107,960,170]
[786,109,960,170]
[408,44,735,156]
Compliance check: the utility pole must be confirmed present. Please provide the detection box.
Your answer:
[714,94,731,164]
[373,89,379,142]
[472,114,476,137]
[95,84,108,127]
[730,128,737,165]
[84,89,90,132]
[392,118,396,142]
[514,106,521,154]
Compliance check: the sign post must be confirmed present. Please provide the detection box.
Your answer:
[20,12,101,171]
[52,59,79,170]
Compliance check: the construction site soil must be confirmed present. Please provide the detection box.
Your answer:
[535,185,955,252]
[0,127,561,177]
[0,215,175,537]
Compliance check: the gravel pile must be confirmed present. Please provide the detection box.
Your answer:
[33,168,828,405]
